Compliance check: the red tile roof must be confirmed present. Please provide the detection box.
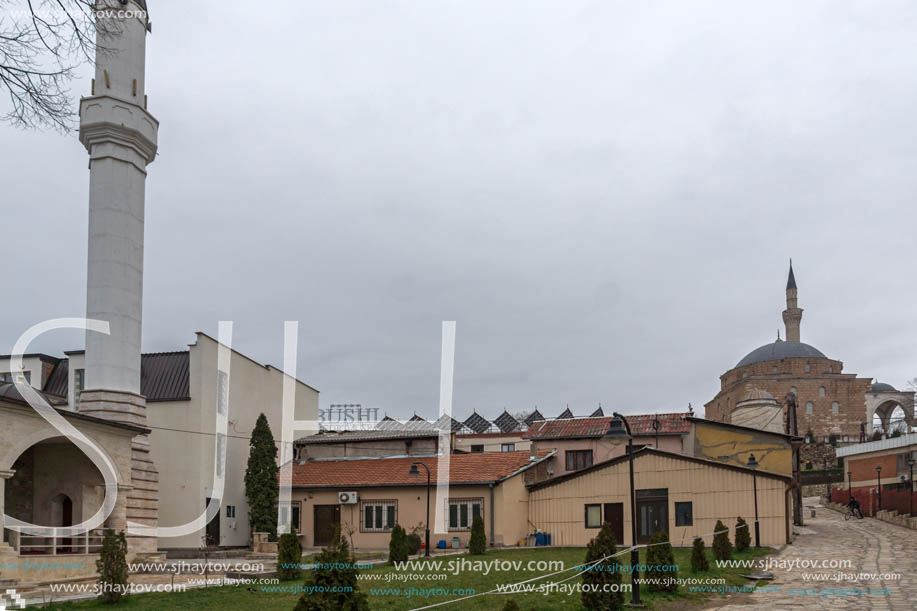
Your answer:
[524,413,689,440]
[286,451,552,488]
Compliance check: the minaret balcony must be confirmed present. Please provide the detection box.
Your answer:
[79,95,158,172]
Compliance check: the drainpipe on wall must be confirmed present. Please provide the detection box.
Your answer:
[489,483,495,546]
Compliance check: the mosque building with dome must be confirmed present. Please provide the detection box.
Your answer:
[705,264,915,442]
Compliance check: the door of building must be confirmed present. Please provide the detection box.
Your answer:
[603,502,624,544]
[205,497,220,547]
[636,489,668,543]
[313,504,341,547]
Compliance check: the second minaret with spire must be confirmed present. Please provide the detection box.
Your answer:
[782,260,803,342]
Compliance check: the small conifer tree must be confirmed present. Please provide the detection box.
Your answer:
[96,529,128,604]
[581,522,624,610]
[735,516,751,552]
[278,524,303,580]
[469,515,486,555]
[712,520,732,561]
[388,524,409,564]
[245,413,279,540]
[645,531,677,592]
[691,537,709,572]
[295,525,369,611]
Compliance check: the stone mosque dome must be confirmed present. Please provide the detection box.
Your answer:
[731,387,785,434]
[735,340,827,369]
[871,382,896,392]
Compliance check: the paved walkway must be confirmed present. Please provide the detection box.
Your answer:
[712,499,915,610]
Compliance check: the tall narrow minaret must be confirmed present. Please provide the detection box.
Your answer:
[78,0,158,553]
[782,260,803,342]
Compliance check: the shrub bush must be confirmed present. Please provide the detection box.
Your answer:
[96,529,128,604]
[469,515,486,555]
[406,533,422,556]
[582,522,624,610]
[645,531,677,592]
[690,537,709,572]
[389,524,409,564]
[295,525,369,611]
[712,520,732,561]
[502,599,521,611]
[278,524,303,580]
[735,516,750,552]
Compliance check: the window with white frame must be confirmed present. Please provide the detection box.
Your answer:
[447,498,483,531]
[226,505,236,518]
[362,500,396,533]
[216,433,226,477]
[217,371,228,415]
[1,371,30,384]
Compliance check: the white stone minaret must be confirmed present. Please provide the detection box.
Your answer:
[78,0,158,553]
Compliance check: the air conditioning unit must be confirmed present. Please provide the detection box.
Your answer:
[338,491,359,504]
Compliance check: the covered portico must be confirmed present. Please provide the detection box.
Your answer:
[0,384,145,583]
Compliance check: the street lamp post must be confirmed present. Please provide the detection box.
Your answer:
[409,462,431,557]
[747,454,760,548]
[847,471,853,503]
[609,412,641,606]
[876,465,882,512]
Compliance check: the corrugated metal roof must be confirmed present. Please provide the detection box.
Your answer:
[463,411,493,434]
[41,352,191,402]
[493,410,522,433]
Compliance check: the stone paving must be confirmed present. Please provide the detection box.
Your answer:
[711,498,915,610]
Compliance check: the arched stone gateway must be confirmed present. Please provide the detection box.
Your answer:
[866,385,916,434]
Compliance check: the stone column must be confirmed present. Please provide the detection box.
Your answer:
[0,470,15,557]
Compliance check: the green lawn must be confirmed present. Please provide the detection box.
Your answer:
[34,546,771,611]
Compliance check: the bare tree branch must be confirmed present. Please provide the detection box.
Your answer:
[0,0,115,131]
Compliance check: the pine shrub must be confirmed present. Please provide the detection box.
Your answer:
[295,525,369,611]
[469,515,486,555]
[735,517,750,552]
[645,531,677,592]
[712,520,732,561]
[581,522,624,610]
[245,413,279,540]
[502,599,521,611]
[690,537,709,572]
[388,524,409,564]
[278,524,303,580]
[96,529,128,604]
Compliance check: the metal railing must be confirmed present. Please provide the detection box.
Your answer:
[3,528,105,555]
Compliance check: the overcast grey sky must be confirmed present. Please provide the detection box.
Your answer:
[3,0,916,421]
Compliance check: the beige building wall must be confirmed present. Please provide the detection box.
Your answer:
[293,475,528,550]
[528,452,788,547]
[531,435,683,477]
[454,433,530,453]
[152,333,319,549]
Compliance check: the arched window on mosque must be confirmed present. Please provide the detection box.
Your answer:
[819,387,826,397]
[832,401,839,415]
[806,401,814,415]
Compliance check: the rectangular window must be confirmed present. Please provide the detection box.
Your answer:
[565,450,593,471]
[291,502,301,532]
[226,505,235,518]
[216,371,228,415]
[447,498,483,531]
[215,433,226,477]
[501,443,515,452]
[361,500,397,533]
[675,502,693,526]
[470,445,484,453]
[74,368,85,408]
[2,371,31,384]
[805,402,814,415]
[585,504,602,528]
